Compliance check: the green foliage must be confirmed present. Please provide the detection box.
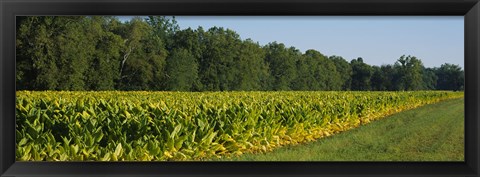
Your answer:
[16,16,464,92]
[117,18,168,90]
[370,66,383,91]
[198,27,243,91]
[16,91,463,161]
[146,16,179,50]
[350,57,373,91]
[83,17,125,90]
[394,55,424,91]
[380,65,397,91]
[165,48,198,91]
[422,67,438,90]
[434,63,464,91]
[235,39,270,91]
[264,42,299,91]
[293,50,341,91]
[17,17,63,90]
[329,56,352,91]
[168,27,206,91]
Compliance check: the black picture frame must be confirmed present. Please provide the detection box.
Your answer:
[1,0,479,176]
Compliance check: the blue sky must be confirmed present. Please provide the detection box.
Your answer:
[119,16,463,69]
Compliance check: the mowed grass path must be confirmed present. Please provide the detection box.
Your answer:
[222,98,464,161]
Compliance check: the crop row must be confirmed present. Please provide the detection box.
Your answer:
[16,91,464,161]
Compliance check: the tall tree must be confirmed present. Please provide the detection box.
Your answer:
[394,55,424,91]
[84,16,125,90]
[292,55,314,90]
[16,16,464,92]
[234,39,270,91]
[329,56,352,91]
[350,57,373,91]
[264,42,299,91]
[421,67,438,90]
[165,48,198,91]
[146,16,180,51]
[198,27,242,91]
[17,16,93,90]
[170,27,206,91]
[380,64,397,91]
[309,51,342,91]
[17,16,59,90]
[117,17,168,90]
[435,63,464,91]
[295,50,341,91]
[370,66,383,91]
[49,17,89,90]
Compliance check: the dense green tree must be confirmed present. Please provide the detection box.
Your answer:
[170,27,206,91]
[171,27,203,58]
[292,55,314,91]
[84,17,125,90]
[17,16,59,90]
[371,64,402,91]
[294,50,341,90]
[198,27,242,91]
[117,17,168,90]
[264,42,299,91]
[310,51,342,91]
[17,16,94,90]
[380,65,397,91]
[329,55,352,90]
[16,16,464,92]
[370,66,383,91]
[394,55,424,91]
[234,39,270,91]
[165,48,198,91]
[350,57,373,91]
[146,16,179,50]
[435,63,464,91]
[54,17,94,90]
[422,67,438,90]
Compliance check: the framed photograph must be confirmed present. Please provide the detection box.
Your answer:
[1,0,479,176]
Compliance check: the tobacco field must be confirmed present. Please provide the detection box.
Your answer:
[15,91,464,161]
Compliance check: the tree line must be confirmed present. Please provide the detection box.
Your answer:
[16,16,464,91]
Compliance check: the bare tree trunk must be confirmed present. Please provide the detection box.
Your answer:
[119,46,133,78]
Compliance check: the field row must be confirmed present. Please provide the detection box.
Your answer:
[16,91,464,161]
